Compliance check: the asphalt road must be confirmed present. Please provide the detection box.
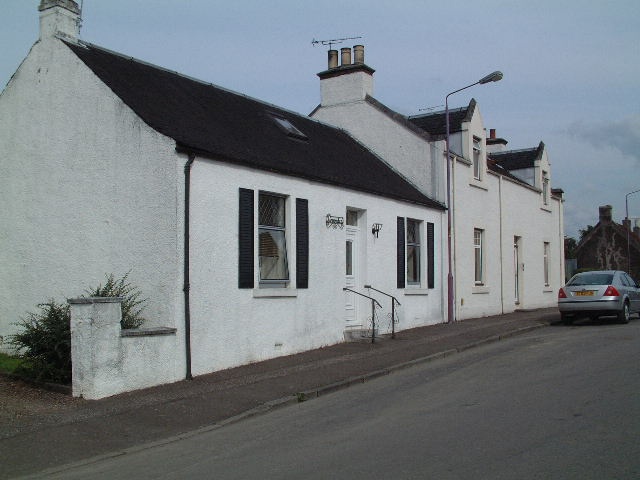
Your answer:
[25,320,640,479]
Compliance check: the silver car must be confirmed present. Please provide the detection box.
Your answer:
[558,270,640,324]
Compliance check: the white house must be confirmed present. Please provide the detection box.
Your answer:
[0,0,446,387]
[311,49,565,321]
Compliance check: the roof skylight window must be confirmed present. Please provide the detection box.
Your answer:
[270,114,308,141]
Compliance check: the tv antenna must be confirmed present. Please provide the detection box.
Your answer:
[312,36,363,50]
[417,104,445,112]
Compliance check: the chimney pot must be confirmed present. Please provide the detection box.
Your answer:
[353,45,365,64]
[328,49,338,69]
[489,128,496,139]
[340,47,352,66]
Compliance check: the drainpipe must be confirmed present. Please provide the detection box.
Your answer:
[184,153,195,380]
[498,175,504,314]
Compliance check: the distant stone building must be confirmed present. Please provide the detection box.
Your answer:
[576,205,640,280]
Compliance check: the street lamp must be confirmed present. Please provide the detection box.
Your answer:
[625,188,640,274]
[445,71,503,324]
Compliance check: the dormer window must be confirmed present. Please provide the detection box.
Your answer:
[472,136,482,180]
[269,114,308,141]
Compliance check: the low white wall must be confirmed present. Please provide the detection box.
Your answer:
[69,297,180,400]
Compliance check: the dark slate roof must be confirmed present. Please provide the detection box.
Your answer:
[489,142,544,171]
[408,99,477,137]
[64,41,443,210]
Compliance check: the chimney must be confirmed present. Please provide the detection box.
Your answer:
[38,0,81,41]
[599,205,613,224]
[485,128,508,153]
[317,45,375,107]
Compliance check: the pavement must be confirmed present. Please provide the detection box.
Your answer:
[1,308,560,479]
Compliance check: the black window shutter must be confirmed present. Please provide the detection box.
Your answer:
[238,188,254,288]
[427,222,435,289]
[397,217,405,289]
[296,198,309,289]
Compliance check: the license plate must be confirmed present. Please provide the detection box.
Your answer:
[575,291,595,296]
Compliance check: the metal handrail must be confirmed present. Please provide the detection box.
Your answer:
[343,288,381,343]
[364,285,401,339]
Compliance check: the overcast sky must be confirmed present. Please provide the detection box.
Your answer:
[2,0,639,239]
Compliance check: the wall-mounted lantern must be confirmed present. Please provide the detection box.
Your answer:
[371,223,382,237]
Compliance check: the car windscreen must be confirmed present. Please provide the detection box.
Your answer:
[568,273,614,286]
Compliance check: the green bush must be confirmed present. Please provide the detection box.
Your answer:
[9,273,147,384]
[84,272,147,329]
[10,300,72,384]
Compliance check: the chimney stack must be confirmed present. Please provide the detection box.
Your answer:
[38,0,81,41]
[489,128,496,139]
[599,205,613,224]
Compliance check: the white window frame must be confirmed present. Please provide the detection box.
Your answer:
[472,136,482,180]
[543,242,550,286]
[542,171,550,205]
[406,219,422,286]
[474,228,484,285]
[258,192,289,287]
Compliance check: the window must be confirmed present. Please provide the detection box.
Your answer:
[258,193,289,284]
[407,219,421,285]
[474,228,484,284]
[472,136,482,180]
[543,242,550,286]
[398,217,435,289]
[346,209,359,226]
[269,114,308,141]
[345,240,353,276]
[542,171,550,205]
[239,189,308,289]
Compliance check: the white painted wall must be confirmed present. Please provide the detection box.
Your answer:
[188,158,445,375]
[451,111,564,320]
[70,297,180,400]
[0,36,184,360]
[312,84,442,204]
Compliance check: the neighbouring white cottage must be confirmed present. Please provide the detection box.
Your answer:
[311,49,564,321]
[0,0,446,393]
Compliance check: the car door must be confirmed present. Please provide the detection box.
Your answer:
[623,273,640,314]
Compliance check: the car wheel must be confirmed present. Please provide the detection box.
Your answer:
[561,313,573,325]
[617,302,630,324]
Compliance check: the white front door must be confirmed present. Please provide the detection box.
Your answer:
[344,226,358,325]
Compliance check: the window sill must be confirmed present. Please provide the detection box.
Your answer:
[543,286,553,293]
[469,179,488,191]
[540,206,552,213]
[404,288,429,296]
[253,288,297,298]
[472,286,490,294]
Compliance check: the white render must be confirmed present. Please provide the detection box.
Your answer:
[312,72,443,204]
[0,33,184,358]
[70,297,180,400]
[1,9,446,394]
[312,51,565,321]
[188,157,444,374]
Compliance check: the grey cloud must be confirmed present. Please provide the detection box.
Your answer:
[567,115,640,162]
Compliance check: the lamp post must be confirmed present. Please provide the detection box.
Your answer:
[445,71,503,324]
[625,188,640,275]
